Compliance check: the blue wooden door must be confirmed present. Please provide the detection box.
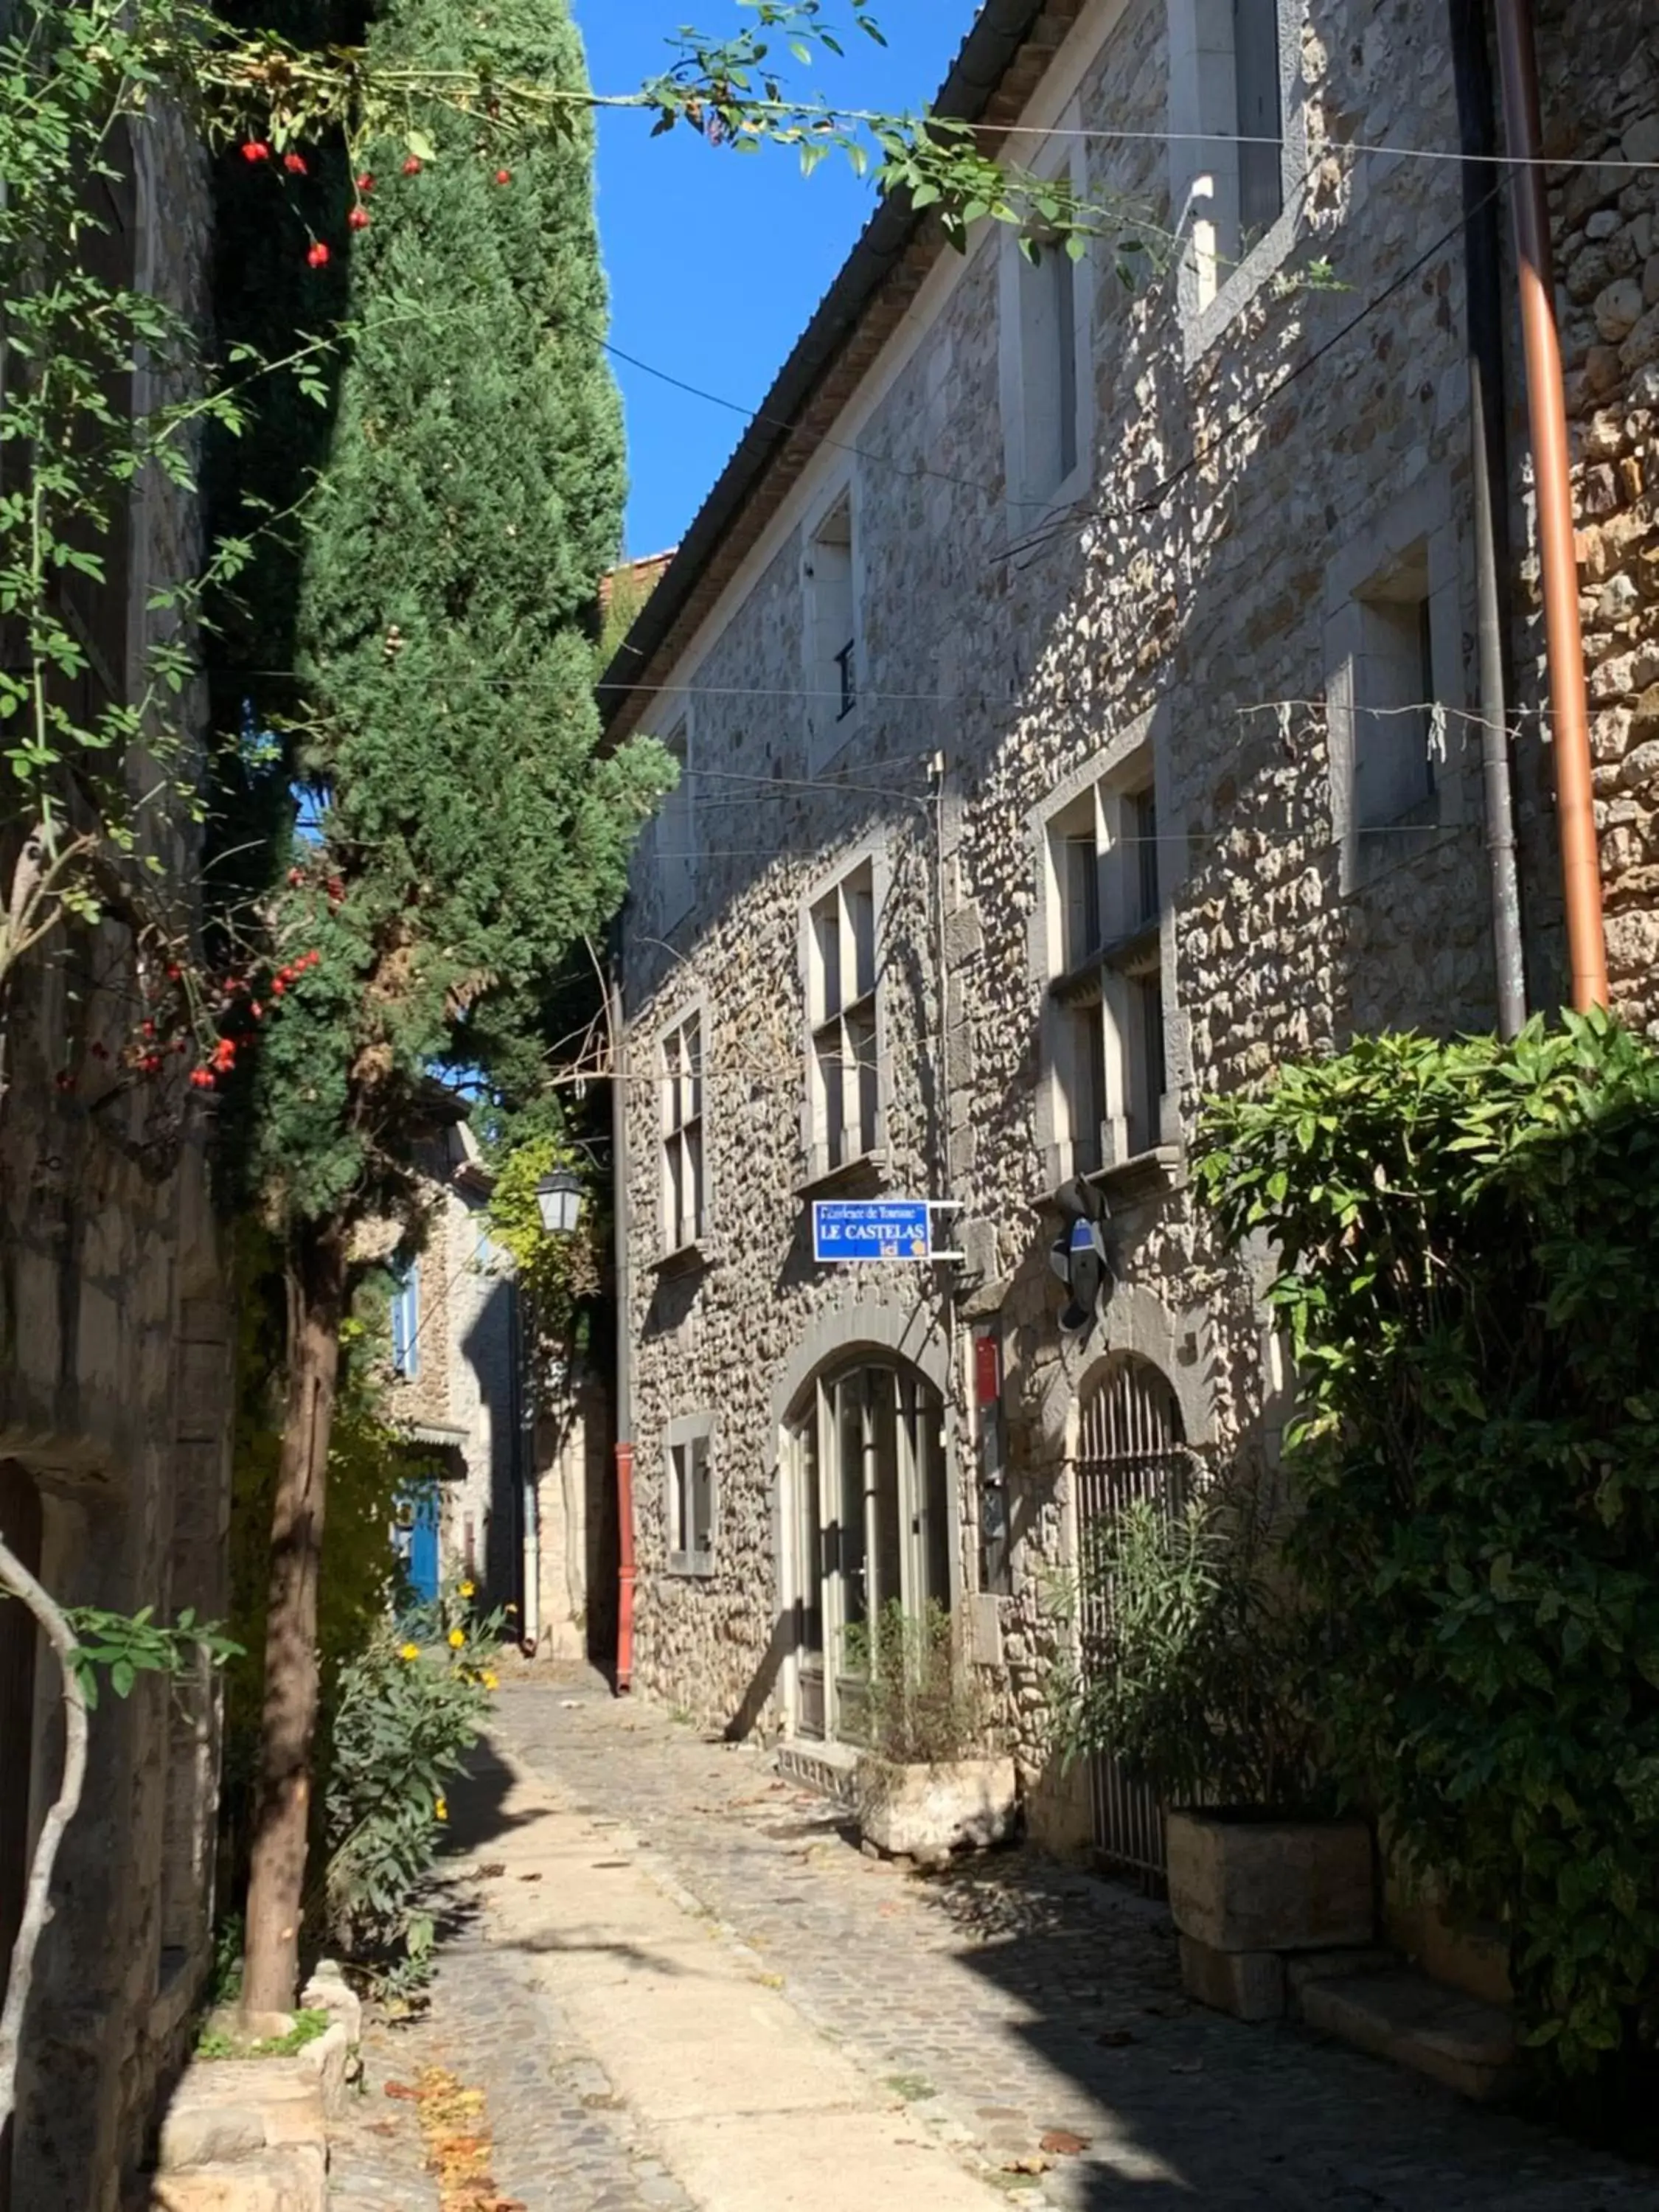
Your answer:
[403,1486,441,1605]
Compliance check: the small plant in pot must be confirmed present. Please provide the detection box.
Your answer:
[846,1601,1015,1865]
[1048,1481,1374,2015]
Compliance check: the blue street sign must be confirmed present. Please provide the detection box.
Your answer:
[813,1198,934,1263]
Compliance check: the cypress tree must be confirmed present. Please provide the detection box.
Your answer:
[232,0,667,2012]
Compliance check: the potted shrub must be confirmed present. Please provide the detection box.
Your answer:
[849,1602,1015,1863]
[1050,1482,1373,2015]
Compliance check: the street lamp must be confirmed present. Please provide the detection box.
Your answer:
[535,1166,583,1237]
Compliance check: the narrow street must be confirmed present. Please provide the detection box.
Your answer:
[327,1672,1652,2212]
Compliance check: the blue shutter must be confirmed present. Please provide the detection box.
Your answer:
[391,1265,420,1378]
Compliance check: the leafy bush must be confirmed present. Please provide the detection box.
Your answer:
[844,1602,990,1766]
[1197,1012,1659,2088]
[1046,1485,1319,1811]
[318,1584,504,2002]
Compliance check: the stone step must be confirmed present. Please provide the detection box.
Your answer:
[1299,1965,1518,2104]
[775,1736,858,1805]
[147,2141,325,2212]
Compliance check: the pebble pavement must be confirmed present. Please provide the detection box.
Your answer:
[330,1665,1656,2211]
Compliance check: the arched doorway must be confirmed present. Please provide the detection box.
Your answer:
[1075,1354,1194,1884]
[784,1357,950,1743]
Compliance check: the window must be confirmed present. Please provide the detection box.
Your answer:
[805,490,858,757]
[1018,239,1081,507]
[1000,133,1092,521]
[1045,771,1167,1176]
[806,860,879,1177]
[390,1262,420,1379]
[1233,0,1284,240]
[667,1422,714,1573]
[660,1011,705,1253]
[1353,562,1439,868]
[655,714,695,926]
[1325,479,1460,891]
[1168,0,1295,329]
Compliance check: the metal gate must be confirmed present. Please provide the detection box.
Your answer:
[1074,1357,1192,1888]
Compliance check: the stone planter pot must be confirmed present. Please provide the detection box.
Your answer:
[855,1755,1018,1860]
[1166,1809,1375,1955]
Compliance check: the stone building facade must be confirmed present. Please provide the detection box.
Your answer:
[0,103,238,2212]
[602,0,1658,1854]
[386,1125,521,1611]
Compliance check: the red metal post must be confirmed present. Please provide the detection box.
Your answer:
[614,1441,636,1694]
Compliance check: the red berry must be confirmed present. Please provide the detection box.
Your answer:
[307,240,330,269]
[284,151,307,175]
[190,1068,215,1090]
[251,1003,264,1020]
[288,866,304,886]
[166,963,181,980]
[142,1054,161,1074]
[55,1071,74,1092]
[349,206,370,232]
[356,173,375,193]
[141,1020,154,1038]
[273,978,286,995]
[403,155,422,175]
[240,141,270,164]
[495,168,511,185]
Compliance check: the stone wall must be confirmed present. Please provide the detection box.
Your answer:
[616,0,1657,1838]
[388,1157,520,1608]
[0,102,237,2212]
[1536,1,1659,1031]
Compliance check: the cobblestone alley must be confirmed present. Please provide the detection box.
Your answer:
[327,1672,1655,2212]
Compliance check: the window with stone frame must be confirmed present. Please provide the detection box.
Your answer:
[1351,546,1440,871]
[804,488,859,758]
[805,859,880,1178]
[666,1419,715,1575]
[1000,125,1093,526]
[1167,0,1295,327]
[1046,773,1166,1176]
[655,712,696,926]
[660,1010,706,1254]
[1016,234,1082,508]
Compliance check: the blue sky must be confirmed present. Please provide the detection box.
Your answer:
[571,2,981,557]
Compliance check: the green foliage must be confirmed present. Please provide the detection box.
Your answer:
[222,0,668,1242]
[59,1605,241,1711]
[1197,1012,1659,2087]
[1045,1489,1319,1811]
[844,1602,988,1767]
[0,0,320,992]
[483,1135,602,1346]
[319,1586,504,2000]
[195,2008,330,2060]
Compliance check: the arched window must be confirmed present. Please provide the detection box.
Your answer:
[785,1357,949,1744]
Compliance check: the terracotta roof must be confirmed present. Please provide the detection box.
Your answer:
[597,0,1087,742]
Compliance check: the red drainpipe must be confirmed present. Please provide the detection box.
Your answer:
[1492,0,1610,1011]
[614,1441,636,1694]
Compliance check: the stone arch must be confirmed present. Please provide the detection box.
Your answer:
[768,1297,950,1436]
[1062,1281,1217,1456]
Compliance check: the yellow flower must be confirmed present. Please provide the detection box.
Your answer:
[447,1627,465,1649]
[434,1797,448,1822]
[399,1641,420,1662]
[459,1580,476,1599]
[482,1670,499,1691]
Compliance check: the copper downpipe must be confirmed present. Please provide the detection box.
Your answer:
[1492,0,1609,1012]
